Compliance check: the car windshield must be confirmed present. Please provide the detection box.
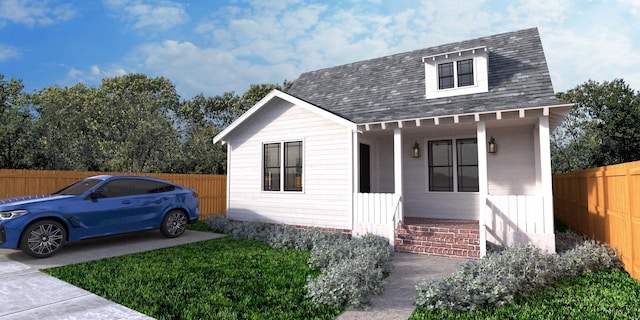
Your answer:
[53,178,103,195]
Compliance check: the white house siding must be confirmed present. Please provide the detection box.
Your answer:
[224,99,353,229]
[486,125,538,195]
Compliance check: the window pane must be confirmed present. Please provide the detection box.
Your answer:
[284,141,302,191]
[457,59,474,87]
[99,180,134,198]
[438,62,454,89]
[457,139,478,166]
[264,143,280,191]
[428,140,453,192]
[457,138,479,192]
[430,167,453,191]
[132,179,175,194]
[458,167,479,192]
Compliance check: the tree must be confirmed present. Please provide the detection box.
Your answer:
[174,80,292,174]
[98,74,182,172]
[0,74,34,169]
[553,79,640,173]
[32,83,110,170]
[31,74,182,172]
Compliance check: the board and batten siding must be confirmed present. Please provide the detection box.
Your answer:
[224,99,353,229]
[487,126,538,195]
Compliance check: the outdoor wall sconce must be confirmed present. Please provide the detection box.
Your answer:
[488,136,497,153]
[412,141,421,158]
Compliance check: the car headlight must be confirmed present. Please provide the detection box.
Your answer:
[0,210,28,220]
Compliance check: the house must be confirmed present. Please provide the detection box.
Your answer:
[213,28,572,258]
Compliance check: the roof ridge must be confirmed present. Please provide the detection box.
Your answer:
[292,27,539,78]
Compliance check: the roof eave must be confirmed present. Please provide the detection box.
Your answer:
[357,103,575,132]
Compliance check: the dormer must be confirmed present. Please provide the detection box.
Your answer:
[423,46,488,99]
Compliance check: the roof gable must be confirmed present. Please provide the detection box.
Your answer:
[213,90,357,144]
[287,28,564,124]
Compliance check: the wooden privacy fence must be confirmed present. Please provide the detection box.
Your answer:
[553,161,640,280]
[0,169,226,219]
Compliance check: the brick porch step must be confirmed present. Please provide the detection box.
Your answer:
[395,218,480,259]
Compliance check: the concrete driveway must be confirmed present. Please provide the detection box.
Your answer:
[0,230,225,319]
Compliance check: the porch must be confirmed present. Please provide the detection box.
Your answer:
[352,192,556,259]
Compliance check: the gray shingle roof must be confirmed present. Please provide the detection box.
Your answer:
[287,28,564,124]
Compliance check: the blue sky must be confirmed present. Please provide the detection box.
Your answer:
[2,0,639,100]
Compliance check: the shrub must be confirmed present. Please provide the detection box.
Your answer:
[204,214,233,233]
[556,239,623,276]
[415,236,622,311]
[305,256,384,308]
[203,215,392,309]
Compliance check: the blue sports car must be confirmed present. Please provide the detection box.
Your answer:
[0,175,200,258]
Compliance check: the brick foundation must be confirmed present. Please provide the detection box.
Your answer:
[395,218,480,259]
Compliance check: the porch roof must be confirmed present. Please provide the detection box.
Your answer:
[287,28,569,126]
[356,103,574,132]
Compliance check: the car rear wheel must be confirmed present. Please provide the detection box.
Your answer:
[20,220,66,258]
[160,210,187,238]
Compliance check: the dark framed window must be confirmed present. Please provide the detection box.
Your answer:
[437,59,475,90]
[284,141,302,191]
[263,143,281,191]
[428,140,453,191]
[132,179,176,194]
[457,59,474,87]
[263,141,303,192]
[428,138,478,192]
[456,139,479,192]
[438,62,454,89]
[96,179,135,198]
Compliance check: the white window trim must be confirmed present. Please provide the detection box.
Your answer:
[261,139,305,193]
[424,136,479,194]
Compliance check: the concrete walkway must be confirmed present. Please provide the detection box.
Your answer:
[336,253,466,320]
[0,230,225,319]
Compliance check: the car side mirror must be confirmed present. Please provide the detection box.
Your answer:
[89,190,107,199]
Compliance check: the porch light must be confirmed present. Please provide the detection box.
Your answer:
[488,136,497,153]
[412,141,421,158]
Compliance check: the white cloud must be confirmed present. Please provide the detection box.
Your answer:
[67,64,126,86]
[119,0,640,98]
[0,44,19,61]
[0,0,76,27]
[132,40,299,98]
[103,0,188,31]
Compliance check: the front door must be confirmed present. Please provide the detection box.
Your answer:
[359,143,371,193]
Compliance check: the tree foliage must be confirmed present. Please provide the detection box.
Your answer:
[552,79,640,173]
[0,75,34,169]
[0,72,290,174]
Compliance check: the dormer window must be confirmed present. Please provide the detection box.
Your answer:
[424,47,488,99]
[438,59,475,90]
[456,59,474,87]
[438,62,454,89]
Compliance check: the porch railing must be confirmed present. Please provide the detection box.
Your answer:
[484,194,555,253]
[353,193,402,245]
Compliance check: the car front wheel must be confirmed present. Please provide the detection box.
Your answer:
[160,210,187,238]
[20,220,66,258]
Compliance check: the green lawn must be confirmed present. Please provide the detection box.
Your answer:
[410,269,640,319]
[44,234,341,320]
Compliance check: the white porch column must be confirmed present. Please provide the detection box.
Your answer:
[351,130,359,230]
[538,116,554,235]
[476,121,488,257]
[393,128,403,220]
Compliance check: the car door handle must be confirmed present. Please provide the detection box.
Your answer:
[122,200,131,204]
